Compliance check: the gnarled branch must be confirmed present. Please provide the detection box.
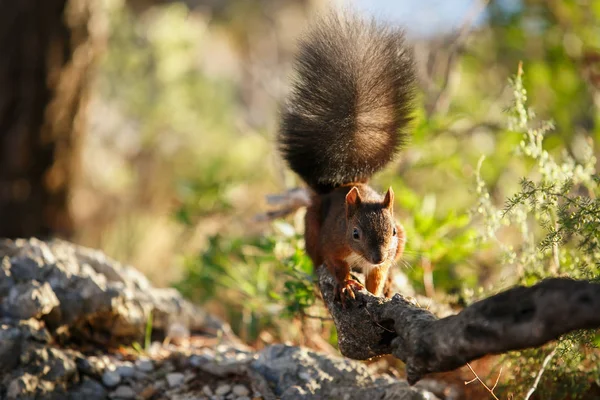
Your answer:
[317,266,600,384]
[256,188,311,222]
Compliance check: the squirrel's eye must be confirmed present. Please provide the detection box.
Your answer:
[352,228,360,240]
[393,227,397,236]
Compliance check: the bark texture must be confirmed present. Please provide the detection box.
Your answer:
[0,0,94,238]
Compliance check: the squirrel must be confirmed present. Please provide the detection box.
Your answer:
[278,11,415,302]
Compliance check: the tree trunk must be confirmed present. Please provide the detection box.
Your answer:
[0,0,94,239]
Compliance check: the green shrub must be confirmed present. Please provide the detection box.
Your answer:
[175,219,323,343]
[474,65,600,398]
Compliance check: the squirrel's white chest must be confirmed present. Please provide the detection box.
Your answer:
[344,252,376,277]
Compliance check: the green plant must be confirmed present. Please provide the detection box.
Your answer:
[175,219,324,343]
[145,310,153,350]
[476,64,599,281]
[474,64,600,397]
[386,178,480,296]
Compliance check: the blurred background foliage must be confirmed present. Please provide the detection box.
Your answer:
[36,0,599,397]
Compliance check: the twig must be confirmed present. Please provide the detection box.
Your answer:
[451,0,491,52]
[255,188,311,221]
[301,312,333,322]
[421,257,435,298]
[425,0,490,115]
[524,347,558,400]
[465,377,478,385]
[491,366,503,392]
[465,363,500,400]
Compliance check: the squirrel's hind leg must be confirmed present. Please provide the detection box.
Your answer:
[304,200,323,266]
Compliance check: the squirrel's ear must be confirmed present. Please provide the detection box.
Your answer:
[345,187,362,217]
[383,187,394,210]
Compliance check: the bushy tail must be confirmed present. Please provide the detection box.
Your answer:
[278,11,416,193]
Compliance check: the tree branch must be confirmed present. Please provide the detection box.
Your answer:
[317,266,600,384]
[256,188,311,222]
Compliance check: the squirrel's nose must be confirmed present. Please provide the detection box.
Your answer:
[371,254,383,264]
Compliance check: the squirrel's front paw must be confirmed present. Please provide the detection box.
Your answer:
[336,278,365,307]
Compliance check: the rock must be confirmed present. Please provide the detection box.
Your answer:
[195,347,252,377]
[116,361,136,378]
[111,385,137,399]
[0,238,235,346]
[166,372,185,388]
[77,355,107,378]
[76,357,96,377]
[0,259,16,297]
[202,385,213,396]
[4,281,59,319]
[162,360,176,373]
[215,384,231,396]
[19,346,77,383]
[0,238,440,400]
[189,353,211,367]
[153,380,166,391]
[6,373,64,399]
[232,385,250,396]
[0,319,76,398]
[18,318,52,342]
[183,371,195,383]
[103,370,122,388]
[134,370,148,380]
[135,358,154,372]
[415,379,463,400]
[6,374,40,399]
[48,350,78,382]
[166,321,190,344]
[251,345,437,400]
[69,378,108,400]
[0,325,22,373]
[9,256,42,281]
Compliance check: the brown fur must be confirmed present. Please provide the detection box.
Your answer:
[279,11,414,301]
[278,11,415,194]
[305,184,405,298]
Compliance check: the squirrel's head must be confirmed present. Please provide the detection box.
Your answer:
[345,186,405,265]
